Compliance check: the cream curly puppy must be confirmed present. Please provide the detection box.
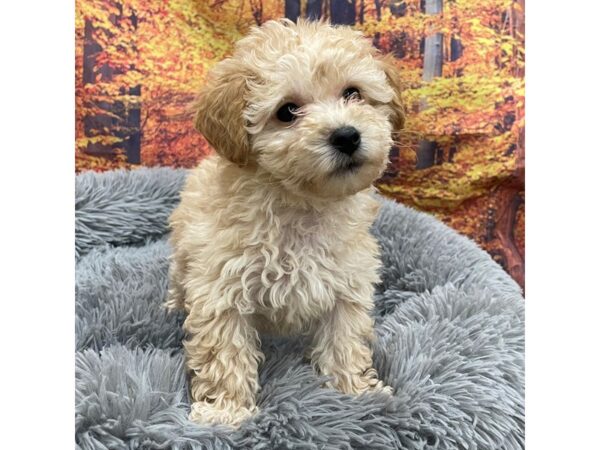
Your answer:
[166,19,405,427]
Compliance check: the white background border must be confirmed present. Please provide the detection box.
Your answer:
[1,1,74,447]
[2,0,600,447]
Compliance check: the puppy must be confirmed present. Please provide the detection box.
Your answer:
[166,19,405,427]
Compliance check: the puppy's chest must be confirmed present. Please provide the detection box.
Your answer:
[238,214,350,323]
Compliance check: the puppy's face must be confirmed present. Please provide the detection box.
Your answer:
[196,20,405,199]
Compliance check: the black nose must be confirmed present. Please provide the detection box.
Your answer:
[329,126,361,156]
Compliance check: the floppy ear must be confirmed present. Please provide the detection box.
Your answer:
[194,59,253,166]
[378,54,406,136]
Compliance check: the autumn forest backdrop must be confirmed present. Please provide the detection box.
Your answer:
[75,0,525,287]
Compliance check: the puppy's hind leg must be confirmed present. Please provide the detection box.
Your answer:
[184,301,263,427]
[165,251,187,311]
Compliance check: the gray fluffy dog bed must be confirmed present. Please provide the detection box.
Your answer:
[75,167,524,449]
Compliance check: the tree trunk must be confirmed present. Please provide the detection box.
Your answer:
[81,5,141,165]
[416,141,438,168]
[390,1,408,59]
[512,0,525,78]
[82,20,99,86]
[416,0,443,170]
[490,0,525,289]
[124,85,141,164]
[374,0,382,21]
[285,0,301,22]
[448,144,456,162]
[330,0,356,25]
[450,36,463,61]
[422,0,443,81]
[359,0,365,24]
[249,0,263,25]
[491,126,525,289]
[493,188,524,289]
[306,0,323,20]
[390,0,407,16]
[122,9,141,164]
[82,19,117,158]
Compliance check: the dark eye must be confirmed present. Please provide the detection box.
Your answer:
[342,87,361,101]
[276,103,299,122]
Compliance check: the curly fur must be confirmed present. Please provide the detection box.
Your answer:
[167,19,405,426]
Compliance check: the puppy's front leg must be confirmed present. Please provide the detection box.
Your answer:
[310,301,389,395]
[184,302,263,427]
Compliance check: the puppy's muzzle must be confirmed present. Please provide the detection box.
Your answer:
[329,126,361,156]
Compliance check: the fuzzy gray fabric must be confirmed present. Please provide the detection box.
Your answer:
[75,167,524,450]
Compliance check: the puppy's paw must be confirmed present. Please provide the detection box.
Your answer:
[329,367,393,396]
[189,400,257,428]
[368,377,394,396]
[359,367,394,395]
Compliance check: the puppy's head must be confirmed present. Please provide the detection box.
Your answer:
[195,19,405,198]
